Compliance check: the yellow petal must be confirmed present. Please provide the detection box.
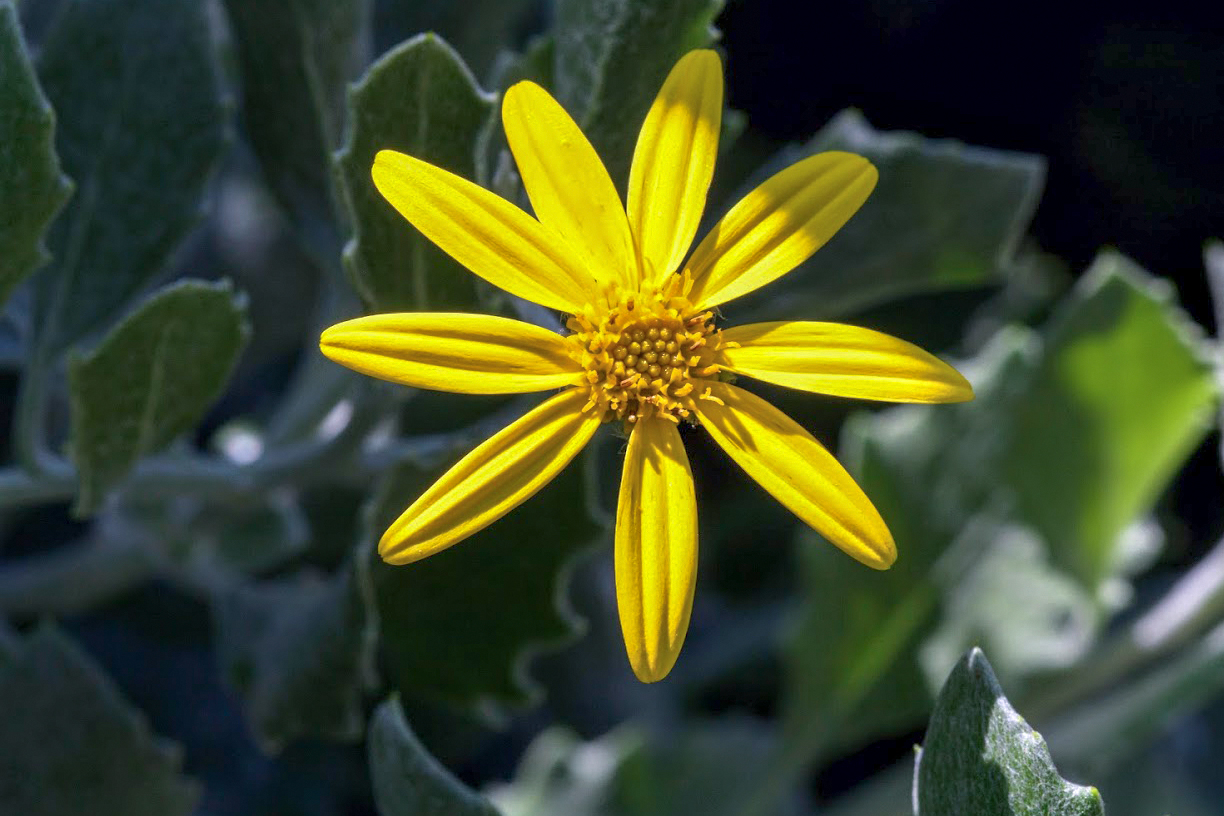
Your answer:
[692,381,895,569]
[380,388,600,563]
[685,152,878,309]
[718,321,974,403]
[503,81,638,288]
[320,313,583,394]
[372,150,597,313]
[615,417,698,683]
[627,49,723,285]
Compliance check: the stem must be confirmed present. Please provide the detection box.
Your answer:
[1027,535,1224,720]
[0,537,158,617]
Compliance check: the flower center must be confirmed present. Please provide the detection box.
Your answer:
[566,275,722,427]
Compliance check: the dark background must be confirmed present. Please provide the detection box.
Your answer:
[721,0,1224,331]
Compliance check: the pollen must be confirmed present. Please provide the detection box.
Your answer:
[566,273,722,428]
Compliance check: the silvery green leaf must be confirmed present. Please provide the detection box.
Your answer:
[68,280,249,514]
[553,0,723,190]
[222,0,370,258]
[914,648,1104,816]
[999,251,1217,589]
[214,568,375,751]
[733,110,1045,321]
[34,0,226,351]
[784,251,1216,763]
[0,0,72,309]
[335,34,495,312]
[0,625,198,816]
[368,695,501,816]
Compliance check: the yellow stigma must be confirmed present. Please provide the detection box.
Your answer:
[566,274,723,428]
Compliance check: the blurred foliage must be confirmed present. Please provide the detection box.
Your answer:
[1,0,1222,814]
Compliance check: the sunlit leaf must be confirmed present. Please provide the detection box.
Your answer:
[1000,251,1217,588]
[784,250,1216,762]
[914,648,1104,816]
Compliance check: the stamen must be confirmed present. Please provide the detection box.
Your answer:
[564,277,722,425]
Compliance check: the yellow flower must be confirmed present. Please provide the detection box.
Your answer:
[320,50,973,683]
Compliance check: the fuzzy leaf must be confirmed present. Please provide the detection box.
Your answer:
[734,110,1045,321]
[1001,251,1217,588]
[368,696,501,816]
[214,569,374,751]
[915,648,1104,816]
[0,626,198,816]
[68,280,249,514]
[553,0,723,190]
[364,443,601,711]
[222,0,370,257]
[34,0,226,351]
[335,34,495,312]
[784,251,1216,760]
[0,0,72,309]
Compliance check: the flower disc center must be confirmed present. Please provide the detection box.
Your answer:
[567,279,720,427]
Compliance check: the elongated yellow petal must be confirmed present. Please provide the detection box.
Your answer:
[320,313,583,394]
[615,417,698,683]
[692,381,895,569]
[685,152,877,309]
[627,49,723,285]
[372,150,597,313]
[380,388,600,564]
[503,81,638,288]
[718,321,974,403]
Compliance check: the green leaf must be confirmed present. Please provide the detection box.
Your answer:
[368,695,501,816]
[0,625,198,816]
[214,568,374,751]
[35,0,227,352]
[918,520,1095,689]
[0,0,72,308]
[733,110,1046,321]
[335,33,495,312]
[68,280,250,514]
[553,0,723,190]
[914,648,1104,816]
[783,251,1216,761]
[363,441,602,711]
[782,333,1033,760]
[221,0,370,257]
[1001,250,1217,588]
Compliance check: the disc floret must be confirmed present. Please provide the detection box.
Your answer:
[567,274,723,427]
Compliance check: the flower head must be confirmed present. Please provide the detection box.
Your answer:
[321,51,973,682]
